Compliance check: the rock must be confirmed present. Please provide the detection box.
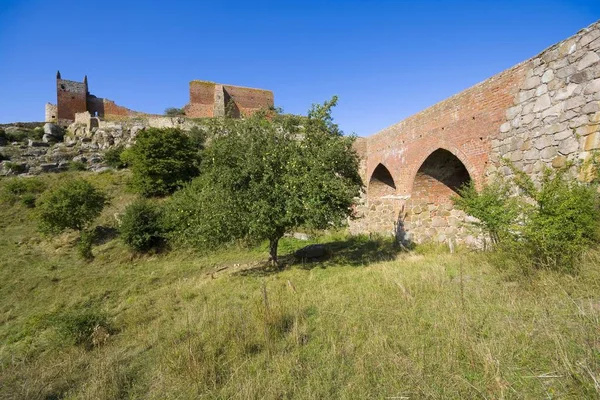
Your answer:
[564,96,586,110]
[533,94,551,112]
[576,51,600,71]
[292,232,311,241]
[295,244,328,260]
[43,123,64,138]
[552,156,567,168]
[27,139,49,148]
[40,163,58,172]
[541,69,554,83]
[558,138,579,155]
[42,133,59,143]
[72,155,87,163]
[584,78,600,95]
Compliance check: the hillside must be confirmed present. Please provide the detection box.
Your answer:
[1,171,599,399]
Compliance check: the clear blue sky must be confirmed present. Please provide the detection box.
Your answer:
[0,0,598,136]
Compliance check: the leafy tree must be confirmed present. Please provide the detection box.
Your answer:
[36,179,109,259]
[167,97,363,265]
[164,107,186,116]
[104,145,128,169]
[120,199,165,252]
[122,128,201,197]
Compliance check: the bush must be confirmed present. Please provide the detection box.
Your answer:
[120,199,165,252]
[1,177,46,205]
[3,161,27,174]
[0,152,8,161]
[121,128,200,197]
[36,179,108,234]
[164,107,186,116]
[454,164,600,273]
[69,161,87,171]
[48,306,111,347]
[104,145,127,169]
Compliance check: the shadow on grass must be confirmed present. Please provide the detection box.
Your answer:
[236,235,408,277]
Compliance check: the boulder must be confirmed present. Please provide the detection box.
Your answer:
[295,244,328,260]
[44,123,64,139]
[28,139,49,148]
[42,133,59,143]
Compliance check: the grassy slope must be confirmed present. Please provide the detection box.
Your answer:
[0,172,599,399]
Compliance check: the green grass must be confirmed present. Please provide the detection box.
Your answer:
[1,172,599,399]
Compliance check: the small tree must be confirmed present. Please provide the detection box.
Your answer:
[122,128,201,197]
[36,179,108,259]
[453,180,520,246]
[120,199,165,252]
[167,97,363,265]
[164,107,186,116]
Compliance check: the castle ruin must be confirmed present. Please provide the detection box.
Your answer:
[45,72,274,125]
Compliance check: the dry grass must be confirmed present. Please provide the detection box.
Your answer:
[0,172,599,399]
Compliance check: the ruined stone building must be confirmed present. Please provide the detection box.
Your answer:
[45,72,274,125]
[350,20,600,246]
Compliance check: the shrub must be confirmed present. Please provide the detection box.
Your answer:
[104,145,127,169]
[3,162,27,174]
[455,164,600,273]
[48,306,111,347]
[69,161,87,171]
[453,180,520,247]
[1,177,46,205]
[37,179,108,259]
[514,167,600,272]
[121,128,200,197]
[164,107,186,116]
[0,152,8,161]
[120,199,165,252]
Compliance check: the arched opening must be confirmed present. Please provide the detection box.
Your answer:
[368,163,396,198]
[411,149,471,204]
[404,149,472,243]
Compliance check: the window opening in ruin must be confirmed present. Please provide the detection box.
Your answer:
[410,149,471,206]
[368,163,396,198]
[61,84,65,89]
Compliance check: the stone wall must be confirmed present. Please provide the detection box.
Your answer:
[489,24,600,182]
[352,20,600,246]
[45,103,57,123]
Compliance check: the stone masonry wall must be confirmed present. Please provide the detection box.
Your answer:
[57,79,87,121]
[352,20,600,246]
[489,22,600,181]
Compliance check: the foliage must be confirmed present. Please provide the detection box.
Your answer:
[166,97,363,264]
[0,152,8,161]
[510,165,600,272]
[3,161,27,174]
[121,128,201,197]
[2,127,43,142]
[453,180,520,246]
[69,160,87,171]
[104,145,128,169]
[454,163,600,272]
[120,199,165,252]
[47,305,110,347]
[77,229,96,260]
[164,107,186,116]
[0,177,46,206]
[36,178,109,234]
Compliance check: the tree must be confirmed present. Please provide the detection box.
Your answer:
[122,128,201,197]
[164,107,186,116]
[167,97,363,265]
[36,179,108,259]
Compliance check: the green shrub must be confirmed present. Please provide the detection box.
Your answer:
[514,167,600,272]
[37,179,108,234]
[69,161,87,171]
[453,180,520,247]
[164,107,186,116]
[37,179,108,259]
[120,199,165,252]
[104,145,127,169]
[48,306,110,347]
[455,164,600,273]
[121,128,200,197]
[3,162,27,174]
[1,177,46,205]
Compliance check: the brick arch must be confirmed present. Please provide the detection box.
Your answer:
[404,143,480,196]
[367,163,397,199]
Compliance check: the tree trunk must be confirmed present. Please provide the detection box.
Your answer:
[269,236,280,268]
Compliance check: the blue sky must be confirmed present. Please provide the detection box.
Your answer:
[0,0,598,136]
